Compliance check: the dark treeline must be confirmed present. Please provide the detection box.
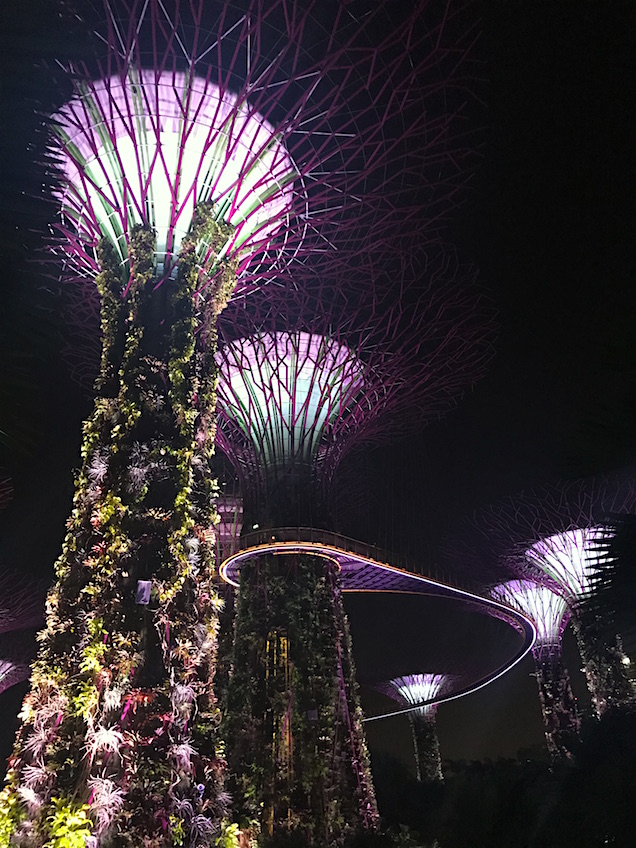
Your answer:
[368,710,636,848]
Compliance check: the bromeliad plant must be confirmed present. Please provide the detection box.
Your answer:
[0,209,238,846]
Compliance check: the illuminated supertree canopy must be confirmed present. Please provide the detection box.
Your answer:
[55,0,481,386]
[447,477,636,718]
[525,527,605,604]
[2,1,485,845]
[216,249,494,526]
[375,674,451,783]
[490,580,580,760]
[490,580,569,656]
[54,69,295,280]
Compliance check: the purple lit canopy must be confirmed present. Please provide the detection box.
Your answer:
[215,251,495,520]
[525,528,606,605]
[444,476,636,592]
[0,632,37,697]
[445,476,636,715]
[216,331,364,475]
[377,674,452,718]
[490,580,569,653]
[50,0,481,383]
[54,70,297,280]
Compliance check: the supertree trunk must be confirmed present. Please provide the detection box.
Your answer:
[409,714,443,784]
[532,647,580,761]
[224,552,377,845]
[570,616,635,717]
[0,211,237,847]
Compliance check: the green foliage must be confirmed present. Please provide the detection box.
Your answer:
[0,784,25,848]
[169,814,186,846]
[225,554,377,842]
[46,799,93,848]
[216,821,242,848]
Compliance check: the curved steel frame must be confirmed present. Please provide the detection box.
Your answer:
[220,528,537,722]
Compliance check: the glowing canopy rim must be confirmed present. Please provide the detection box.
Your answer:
[219,531,537,721]
[216,332,365,470]
[386,674,453,718]
[490,579,570,648]
[52,69,298,278]
[525,526,606,603]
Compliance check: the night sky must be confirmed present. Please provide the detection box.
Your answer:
[0,0,635,773]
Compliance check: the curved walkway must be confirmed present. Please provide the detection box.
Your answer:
[219,527,537,721]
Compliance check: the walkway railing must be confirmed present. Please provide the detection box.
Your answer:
[220,526,489,598]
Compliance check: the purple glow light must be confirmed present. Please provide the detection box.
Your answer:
[0,659,30,697]
[490,580,569,649]
[525,527,606,604]
[0,632,37,696]
[54,70,297,280]
[216,332,364,471]
[390,674,449,717]
[52,0,485,386]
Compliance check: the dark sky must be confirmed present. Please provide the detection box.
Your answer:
[0,0,635,770]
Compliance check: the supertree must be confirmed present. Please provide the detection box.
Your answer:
[2,0,482,844]
[215,255,495,840]
[375,674,454,783]
[54,0,482,390]
[446,477,636,719]
[216,249,494,529]
[489,580,580,760]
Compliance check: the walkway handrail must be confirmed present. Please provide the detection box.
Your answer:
[220,526,490,598]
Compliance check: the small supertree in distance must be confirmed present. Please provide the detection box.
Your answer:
[3,1,483,845]
[375,674,454,783]
[489,580,580,760]
[216,251,495,841]
[447,477,636,719]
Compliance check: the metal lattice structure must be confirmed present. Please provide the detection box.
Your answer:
[54,0,481,386]
[377,673,450,717]
[490,580,570,658]
[0,632,38,697]
[525,528,606,604]
[216,251,494,525]
[448,477,636,717]
[0,575,43,696]
[490,580,580,759]
[0,573,45,635]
